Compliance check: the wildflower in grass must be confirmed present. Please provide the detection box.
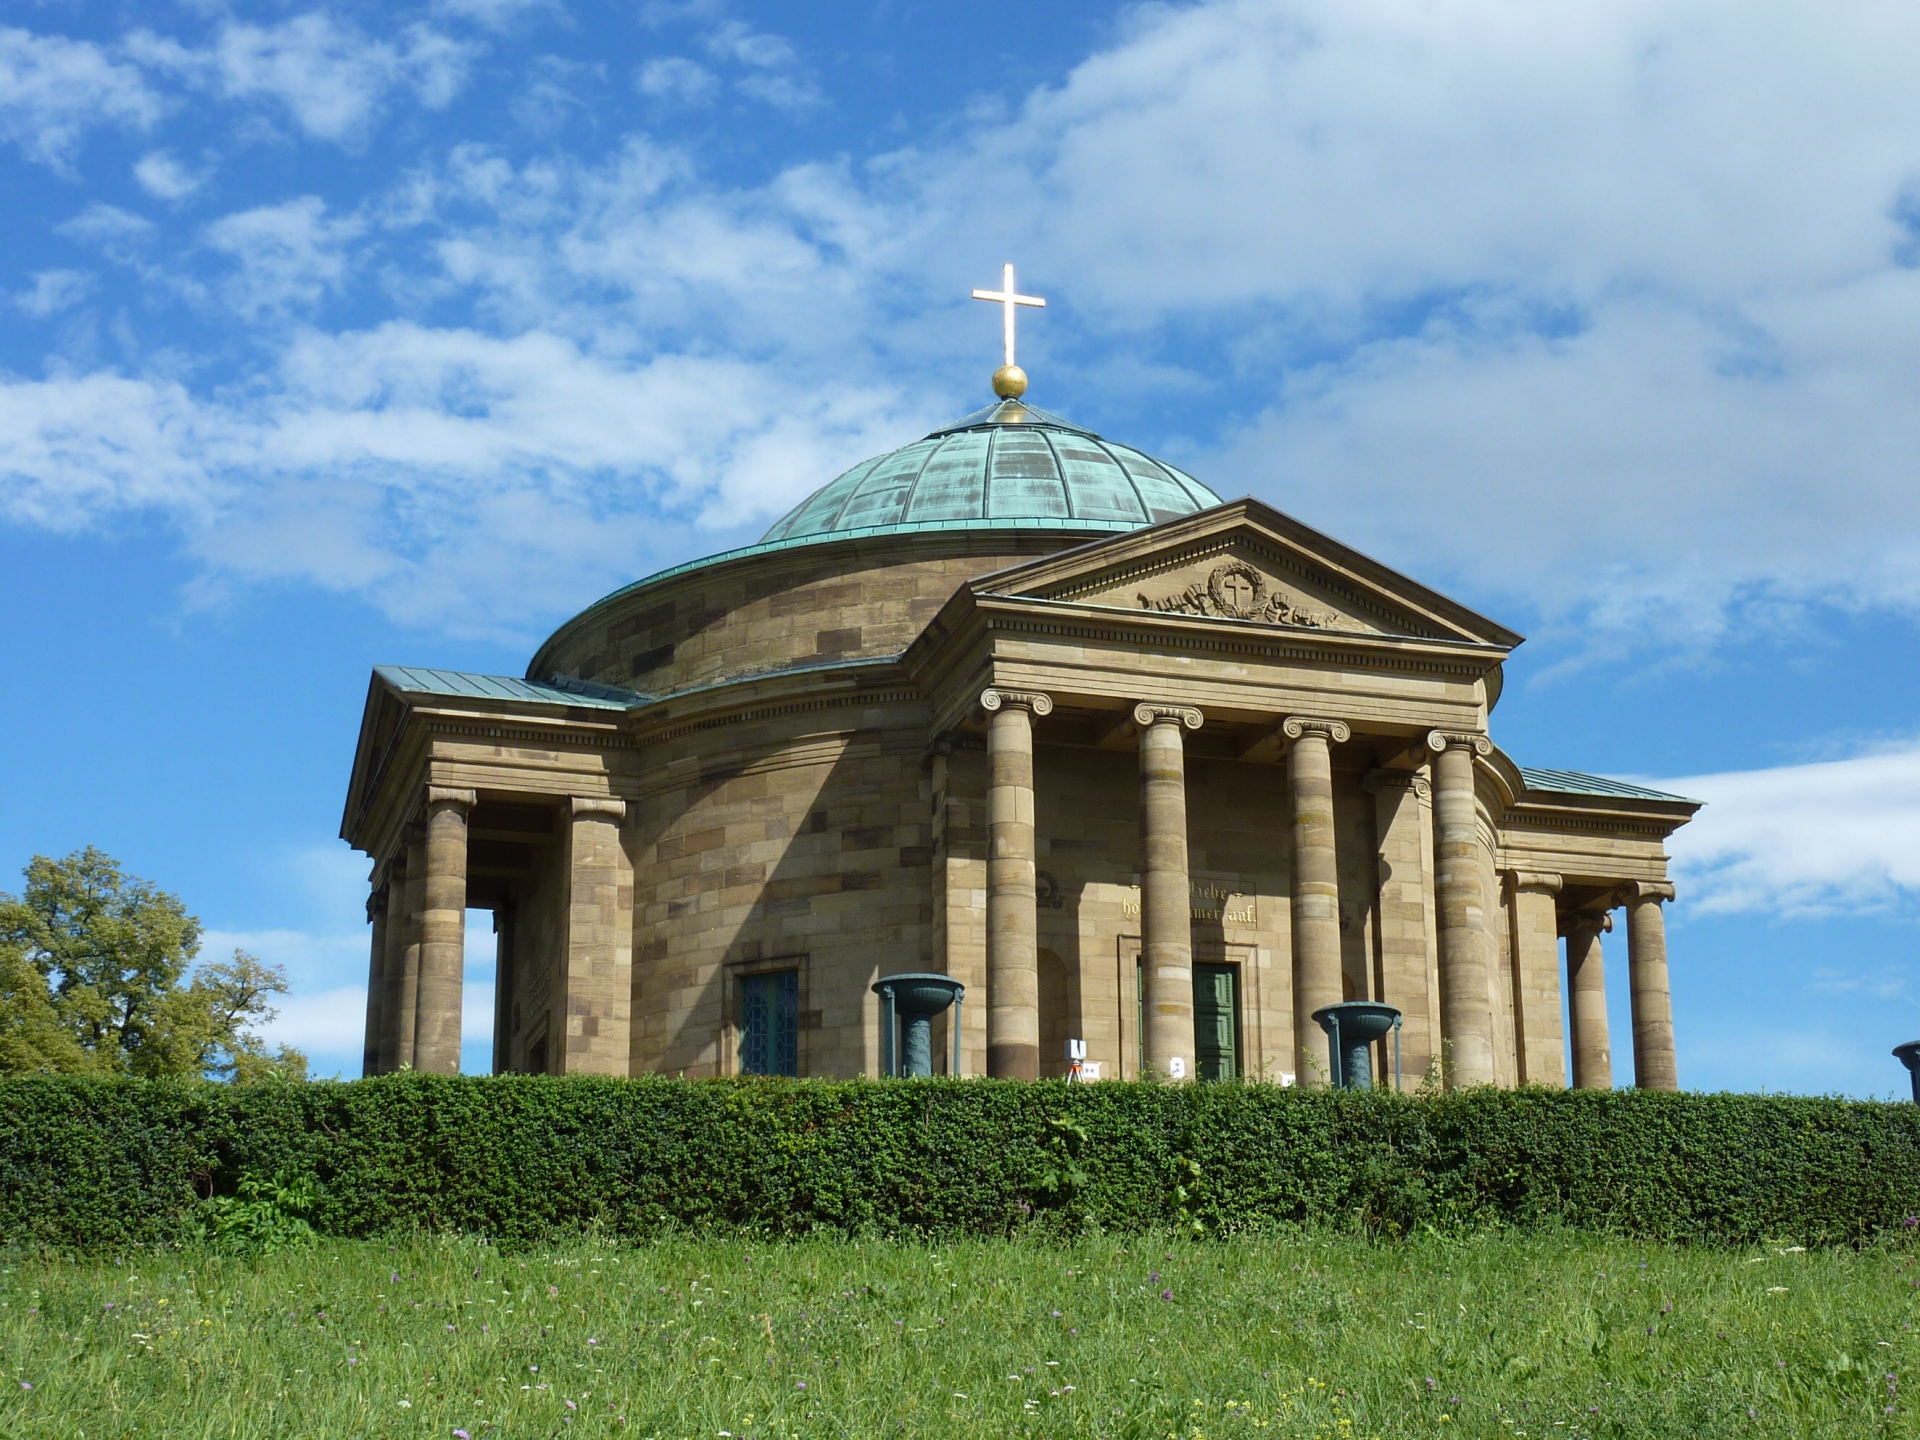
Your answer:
[18,1382,30,1391]
[795,1381,806,1390]
[1051,1310,1062,1317]
[1162,1290,1173,1301]
[1425,1378,1436,1391]
[455,1431,471,1438]
[565,1399,577,1411]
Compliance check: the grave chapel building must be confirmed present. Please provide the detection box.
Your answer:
[342,338,1699,1092]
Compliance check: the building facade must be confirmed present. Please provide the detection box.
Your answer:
[341,395,1698,1089]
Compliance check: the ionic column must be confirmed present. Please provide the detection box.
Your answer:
[1137,703,1204,1079]
[1284,716,1350,1087]
[361,883,388,1079]
[412,786,475,1076]
[1565,911,1612,1089]
[982,687,1050,1080]
[1505,872,1566,1087]
[566,797,633,1075]
[1428,730,1495,1088]
[1365,769,1434,1088]
[1621,880,1679,1091]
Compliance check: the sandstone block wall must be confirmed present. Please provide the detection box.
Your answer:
[533,537,1077,697]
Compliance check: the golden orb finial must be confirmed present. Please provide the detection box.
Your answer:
[991,364,1028,399]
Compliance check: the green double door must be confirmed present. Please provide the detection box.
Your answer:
[1137,961,1240,1080]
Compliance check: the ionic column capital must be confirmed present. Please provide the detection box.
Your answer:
[1616,879,1677,905]
[1563,909,1614,935]
[1281,715,1351,744]
[1132,702,1204,731]
[571,796,628,822]
[367,888,388,920]
[981,687,1053,717]
[1506,870,1563,896]
[426,785,478,810]
[1425,730,1492,757]
[1363,768,1431,799]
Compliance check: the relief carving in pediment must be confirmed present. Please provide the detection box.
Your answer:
[1070,555,1376,632]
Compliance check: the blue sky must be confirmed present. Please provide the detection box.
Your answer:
[3,0,1919,1093]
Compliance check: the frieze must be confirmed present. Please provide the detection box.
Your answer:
[1135,560,1341,628]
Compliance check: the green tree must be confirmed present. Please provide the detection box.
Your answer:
[0,848,306,1081]
[140,949,308,1084]
[0,938,93,1073]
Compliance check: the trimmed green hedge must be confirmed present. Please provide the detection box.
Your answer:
[3,1075,1918,1251]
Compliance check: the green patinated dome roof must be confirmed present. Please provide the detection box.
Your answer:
[760,398,1222,544]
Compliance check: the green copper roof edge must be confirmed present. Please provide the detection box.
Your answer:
[1517,766,1701,805]
[375,665,642,710]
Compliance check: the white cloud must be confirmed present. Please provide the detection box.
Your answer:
[56,202,154,259]
[433,0,565,29]
[204,196,364,316]
[635,56,716,106]
[14,269,94,317]
[133,148,204,201]
[126,13,474,144]
[12,0,1920,651]
[702,20,795,70]
[254,984,367,1056]
[737,72,822,113]
[0,306,922,634]
[1658,741,1920,917]
[0,26,163,170]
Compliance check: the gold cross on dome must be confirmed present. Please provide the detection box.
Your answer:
[971,262,1045,368]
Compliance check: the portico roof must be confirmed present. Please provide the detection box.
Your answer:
[1519,767,1698,804]
[373,665,647,709]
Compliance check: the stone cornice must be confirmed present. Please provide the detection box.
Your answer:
[1501,809,1683,840]
[1133,702,1204,730]
[981,687,1053,716]
[974,603,1506,678]
[428,718,637,750]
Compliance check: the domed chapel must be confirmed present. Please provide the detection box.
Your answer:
[342,269,1700,1091]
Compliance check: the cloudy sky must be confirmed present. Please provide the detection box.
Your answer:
[3,0,1918,1092]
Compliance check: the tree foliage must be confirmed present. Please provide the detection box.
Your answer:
[0,848,305,1081]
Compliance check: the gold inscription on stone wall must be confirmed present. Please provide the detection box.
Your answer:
[1121,878,1256,927]
[1135,559,1335,627]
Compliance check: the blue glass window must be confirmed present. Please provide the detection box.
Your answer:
[740,970,799,1076]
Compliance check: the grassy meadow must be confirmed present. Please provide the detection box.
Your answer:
[0,1230,1914,1439]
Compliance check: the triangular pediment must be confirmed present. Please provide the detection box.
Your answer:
[970,498,1522,649]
